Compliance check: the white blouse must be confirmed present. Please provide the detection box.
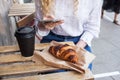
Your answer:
[35,0,103,46]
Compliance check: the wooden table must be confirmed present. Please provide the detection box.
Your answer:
[0,42,94,80]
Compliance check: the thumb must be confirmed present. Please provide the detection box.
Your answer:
[43,15,54,20]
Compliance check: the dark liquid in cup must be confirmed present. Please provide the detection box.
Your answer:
[15,26,35,57]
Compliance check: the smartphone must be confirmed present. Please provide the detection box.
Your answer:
[40,20,60,23]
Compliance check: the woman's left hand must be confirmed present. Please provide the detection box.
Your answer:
[76,40,87,49]
[44,20,64,30]
[43,15,64,30]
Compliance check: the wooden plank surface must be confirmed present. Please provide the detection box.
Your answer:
[10,7,35,10]
[17,12,34,27]
[0,53,32,64]
[0,45,19,53]
[10,4,35,8]
[11,3,35,6]
[8,13,34,16]
[10,3,35,9]
[8,3,35,16]
[0,61,56,77]
[0,44,47,53]
[10,6,35,9]
[2,70,94,80]
[9,10,35,13]
[9,10,35,12]
[8,11,35,16]
[0,42,74,53]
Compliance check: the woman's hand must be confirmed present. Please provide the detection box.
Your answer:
[44,20,64,30]
[76,40,87,49]
[37,15,64,30]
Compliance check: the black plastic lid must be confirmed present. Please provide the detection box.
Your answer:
[15,26,35,38]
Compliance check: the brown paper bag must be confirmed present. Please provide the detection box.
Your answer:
[32,41,95,73]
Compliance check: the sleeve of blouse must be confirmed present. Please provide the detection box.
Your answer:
[80,0,103,46]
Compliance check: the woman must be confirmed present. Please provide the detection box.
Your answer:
[102,0,120,25]
[35,0,102,70]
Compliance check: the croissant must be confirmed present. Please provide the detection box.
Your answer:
[48,44,78,63]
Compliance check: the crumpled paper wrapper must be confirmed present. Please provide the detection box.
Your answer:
[32,41,95,73]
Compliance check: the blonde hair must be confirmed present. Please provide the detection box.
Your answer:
[41,0,55,16]
[41,0,79,16]
[73,0,79,16]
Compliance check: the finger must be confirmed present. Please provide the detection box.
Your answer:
[45,21,63,29]
[59,20,64,23]
[45,24,55,30]
[55,21,63,26]
[58,21,64,24]
[56,20,64,24]
[46,15,54,19]
[51,22,61,27]
[44,22,53,26]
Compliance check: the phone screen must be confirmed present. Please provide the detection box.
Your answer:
[41,20,59,23]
